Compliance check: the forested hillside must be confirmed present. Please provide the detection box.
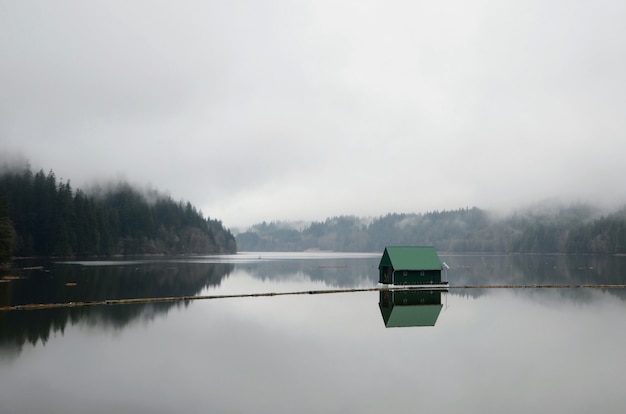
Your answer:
[236,205,626,254]
[0,195,15,264]
[0,166,236,259]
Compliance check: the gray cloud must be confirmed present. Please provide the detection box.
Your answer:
[2,0,626,227]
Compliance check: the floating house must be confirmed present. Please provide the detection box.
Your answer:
[379,289,444,327]
[378,246,444,285]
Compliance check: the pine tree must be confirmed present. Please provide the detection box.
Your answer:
[0,194,16,263]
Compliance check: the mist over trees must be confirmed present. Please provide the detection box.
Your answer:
[0,165,236,259]
[4,160,626,260]
[236,205,626,254]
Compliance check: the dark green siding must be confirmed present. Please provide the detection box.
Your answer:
[393,269,441,285]
[378,246,443,285]
[379,290,443,327]
[392,290,442,306]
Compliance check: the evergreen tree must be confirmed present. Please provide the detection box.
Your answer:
[0,194,16,263]
[236,204,626,254]
[0,164,236,257]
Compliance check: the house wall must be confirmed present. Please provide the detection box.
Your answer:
[392,269,441,285]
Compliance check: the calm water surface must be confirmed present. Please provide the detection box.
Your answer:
[1,253,626,413]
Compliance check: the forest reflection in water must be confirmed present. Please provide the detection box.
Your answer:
[1,253,626,413]
[2,253,626,351]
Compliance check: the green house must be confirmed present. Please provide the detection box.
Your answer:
[379,290,444,327]
[378,246,444,285]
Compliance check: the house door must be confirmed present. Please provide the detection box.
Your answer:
[381,266,390,283]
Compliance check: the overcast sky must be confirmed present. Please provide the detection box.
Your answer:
[2,1,626,229]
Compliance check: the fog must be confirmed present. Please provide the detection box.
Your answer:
[2,1,626,228]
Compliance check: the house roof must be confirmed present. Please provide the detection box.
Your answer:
[379,304,443,327]
[379,246,442,271]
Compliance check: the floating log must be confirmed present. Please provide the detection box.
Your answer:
[1,284,625,312]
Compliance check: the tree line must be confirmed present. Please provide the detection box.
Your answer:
[0,166,236,260]
[236,205,626,254]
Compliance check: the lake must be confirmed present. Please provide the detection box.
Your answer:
[2,252,626,413]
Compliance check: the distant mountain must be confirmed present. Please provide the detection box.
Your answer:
[236,204,626,254]
[0,165,236,259]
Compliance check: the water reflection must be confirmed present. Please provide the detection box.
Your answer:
[0,261,233,353]
[3,285,626,414]
[446,253,626,286]
[379,289,446,327]
[2,253,626,355]
[2,254,626,413]
[1,260,234,307]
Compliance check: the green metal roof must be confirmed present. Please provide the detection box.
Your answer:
[379,304,443,327]
[379,246,442,271]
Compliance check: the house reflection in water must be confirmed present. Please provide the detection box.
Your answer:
[379,289,446,328]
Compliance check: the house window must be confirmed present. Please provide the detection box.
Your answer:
[420,271,425,276]
[403,271,408,276]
